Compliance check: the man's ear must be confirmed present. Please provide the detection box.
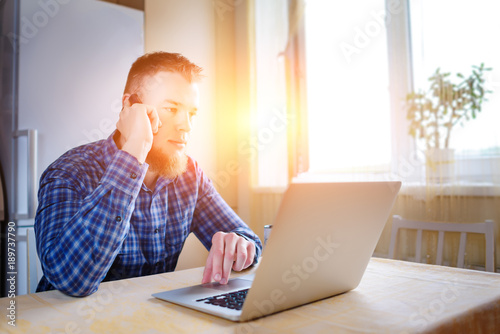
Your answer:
[122,94,131,107]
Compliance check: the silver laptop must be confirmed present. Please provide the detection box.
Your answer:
[152,181,401,322]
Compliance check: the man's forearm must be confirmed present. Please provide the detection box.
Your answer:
[35,150,147,296]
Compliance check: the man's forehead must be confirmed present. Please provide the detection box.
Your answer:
[141,71,198,94]
[142,71,181,88]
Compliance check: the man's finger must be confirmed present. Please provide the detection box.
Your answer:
[128,93,141,105]
[146,107,161,134]
[221,233,238,284]
[232,239,248,271]
[244,241,256,269]
[202,251,214,284]
[210,232,225,283]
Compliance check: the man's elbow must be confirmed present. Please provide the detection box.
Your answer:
[56,282,98,297]
[41,255,100,297]
[43,272,99,297]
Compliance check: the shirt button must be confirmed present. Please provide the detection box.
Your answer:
[115,216,122,222]
[155,262,161,267]
[154,228,159,234]
[130,172,137,179]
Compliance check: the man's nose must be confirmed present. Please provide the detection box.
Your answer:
[177,110,192,132]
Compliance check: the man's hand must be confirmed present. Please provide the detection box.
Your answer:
[116,94,162,164]
[202,232,256,285]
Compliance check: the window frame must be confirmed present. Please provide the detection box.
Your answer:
[295,0,500,185]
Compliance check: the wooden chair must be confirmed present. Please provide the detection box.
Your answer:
[388,215,496,272]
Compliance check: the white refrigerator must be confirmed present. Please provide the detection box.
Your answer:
[0,0,144,295]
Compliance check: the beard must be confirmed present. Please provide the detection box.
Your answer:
[146,145,188,179]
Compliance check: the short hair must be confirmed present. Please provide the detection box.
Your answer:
[123,52,203,95]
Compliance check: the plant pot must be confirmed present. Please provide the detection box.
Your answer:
[425,148,455,183]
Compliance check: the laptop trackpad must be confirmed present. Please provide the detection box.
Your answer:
[201,277,253,292]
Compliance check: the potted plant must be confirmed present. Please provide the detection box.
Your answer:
[405,63,492,182]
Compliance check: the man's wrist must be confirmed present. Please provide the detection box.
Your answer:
[114,130,150,164]
[121,140,150,164]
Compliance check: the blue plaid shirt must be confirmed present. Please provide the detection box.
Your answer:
[34,132,262,296]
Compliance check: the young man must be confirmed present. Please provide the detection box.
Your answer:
[34,52,262,296]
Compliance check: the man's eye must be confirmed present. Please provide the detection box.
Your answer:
[164,107,177,113]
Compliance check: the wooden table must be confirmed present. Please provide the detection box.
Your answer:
[1,258,499,333]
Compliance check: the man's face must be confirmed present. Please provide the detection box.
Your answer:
[139,71,199,177]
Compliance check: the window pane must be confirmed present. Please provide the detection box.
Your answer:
[254,0,289,187]
[410,0,500,156]
[304,0,392,172]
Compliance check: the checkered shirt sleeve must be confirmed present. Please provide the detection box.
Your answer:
[35,148,147,296]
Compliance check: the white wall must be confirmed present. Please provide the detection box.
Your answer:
[144,0,217,174]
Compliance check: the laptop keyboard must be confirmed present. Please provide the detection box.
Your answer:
[196,288,249,310]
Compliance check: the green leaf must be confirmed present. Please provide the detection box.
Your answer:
[403,64,493,151]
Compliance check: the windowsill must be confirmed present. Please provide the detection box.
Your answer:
[251,186,288,194]
[399,182,500,198]
[293,172,500,198]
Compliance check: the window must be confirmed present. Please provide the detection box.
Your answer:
[410,0,500,157]
[253,0,500,185]
[304,0,392,174]
[299,0,500,183]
